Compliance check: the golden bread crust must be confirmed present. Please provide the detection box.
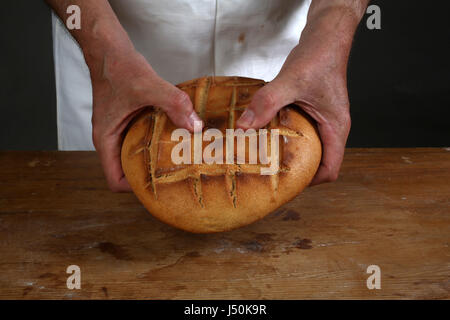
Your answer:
[121,76,322,233]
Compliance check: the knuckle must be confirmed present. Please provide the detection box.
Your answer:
[342,110,351,125]
[319,164,340,183]
[335,110,351,133]
[108,182,121,193]
[327,171,340,182]
[260,90,277,111]
[346,116,352,132]
[91,129,107,151]
[343,113,351,134]
[91,128,100,148]
[168,90,190,111]
[106,175,123,192]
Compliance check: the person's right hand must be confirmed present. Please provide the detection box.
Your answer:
[90,48,202,192]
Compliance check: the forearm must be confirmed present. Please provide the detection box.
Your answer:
[308,0,370,23]
[45,0,135,77]
[282,0,370,75]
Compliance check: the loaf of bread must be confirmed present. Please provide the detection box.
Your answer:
[121,76,322,233]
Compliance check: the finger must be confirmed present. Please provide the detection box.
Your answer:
[96,133,132,193]
[236,80,292,129]
[309,122,347,186]
[149,79,203,132]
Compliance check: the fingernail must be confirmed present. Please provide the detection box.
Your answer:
[237,109,255,128]
[188,111,203,132]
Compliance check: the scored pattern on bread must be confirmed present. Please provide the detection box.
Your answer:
[136,77,304,208]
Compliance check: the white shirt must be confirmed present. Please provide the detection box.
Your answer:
[52,0,311,150]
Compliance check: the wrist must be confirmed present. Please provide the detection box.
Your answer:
[303,6,360,49]
[76,18,136,77]
[291,4,365,75]
[307,0,368,26]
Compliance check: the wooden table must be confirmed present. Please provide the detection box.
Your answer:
[0,148,448,299]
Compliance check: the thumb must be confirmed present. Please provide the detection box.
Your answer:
[149,78,203,132]
[236,79,293,129]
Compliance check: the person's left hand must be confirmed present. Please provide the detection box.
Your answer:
[236,43,351,185]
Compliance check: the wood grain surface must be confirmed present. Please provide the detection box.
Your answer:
[0,148,449,299]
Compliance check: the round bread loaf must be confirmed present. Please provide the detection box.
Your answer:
[121,76,322,233]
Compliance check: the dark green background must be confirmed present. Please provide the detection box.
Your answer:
[1,0,449,150]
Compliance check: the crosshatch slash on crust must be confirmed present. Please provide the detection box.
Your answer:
[135,77,304,208]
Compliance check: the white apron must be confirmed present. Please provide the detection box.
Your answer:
[52,0,311,150]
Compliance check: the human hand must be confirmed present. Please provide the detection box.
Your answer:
[236,44,351,185]
[90,49,202,192]
[235,0,370,185]
[45,0,202,192]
